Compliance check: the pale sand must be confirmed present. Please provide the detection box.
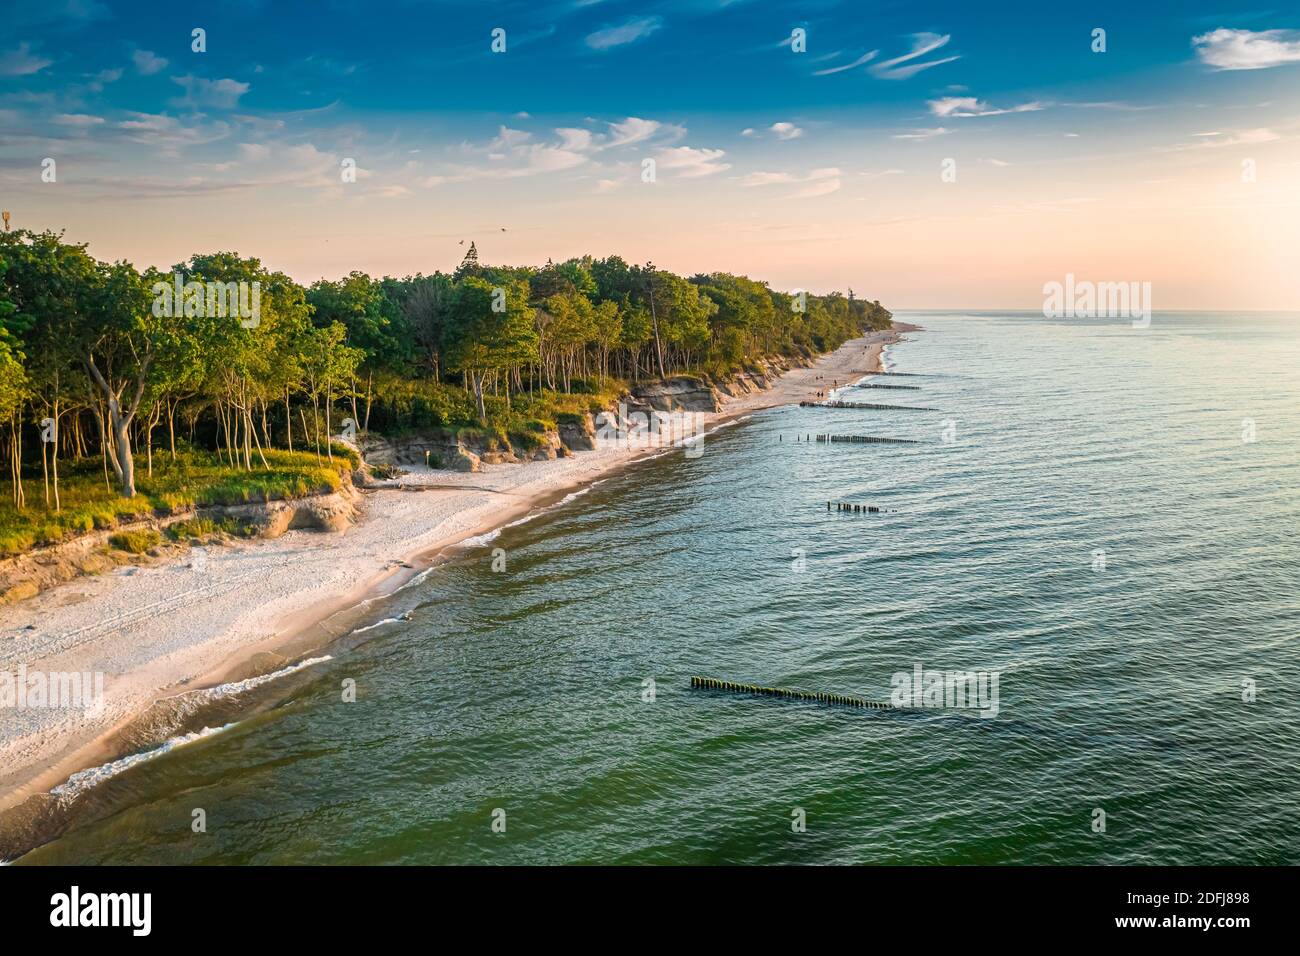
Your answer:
[0,326,914,810]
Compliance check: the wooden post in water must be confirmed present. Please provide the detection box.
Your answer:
[691,677,894,710]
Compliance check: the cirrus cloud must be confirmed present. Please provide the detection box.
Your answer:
[654,145,730,178]
[928,96,1043,118]
[868,33,960,80]
[586,16,663,51]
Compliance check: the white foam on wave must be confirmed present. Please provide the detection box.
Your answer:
[42,654,335,806]
[50,723,235,802]
[456,480,608,550]
[555,486,592,507]
[350,617,407,634]
[459,528,501,548]
[181,654,333,706]
[394,567,433,592]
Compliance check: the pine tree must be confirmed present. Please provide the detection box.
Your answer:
[455,241,481,279]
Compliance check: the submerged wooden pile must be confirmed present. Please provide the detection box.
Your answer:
[814,434,920,445]
[799,400,936,411]
[690,676,895,710]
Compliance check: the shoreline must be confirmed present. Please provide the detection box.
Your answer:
[0,325,915,821]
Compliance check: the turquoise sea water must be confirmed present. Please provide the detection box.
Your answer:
[16,311,1300,864]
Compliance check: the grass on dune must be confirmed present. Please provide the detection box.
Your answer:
[0,445,357,557]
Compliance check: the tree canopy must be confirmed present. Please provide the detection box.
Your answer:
[0,229,891,511]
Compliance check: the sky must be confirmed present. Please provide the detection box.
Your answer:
[2,0,1299,309]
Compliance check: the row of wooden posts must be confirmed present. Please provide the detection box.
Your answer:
[828,502,892,513]
[781,434,921,444]
[815,434,920,445]
[799,400,937,411]
[690,677,895,709]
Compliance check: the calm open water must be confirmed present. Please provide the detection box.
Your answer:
[18,312,1300,864]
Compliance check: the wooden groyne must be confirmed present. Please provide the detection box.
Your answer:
[800,400,936,411]
[856,383,921,390]
[827,502,895,513]
[814,434,920,445]
[690,676,896,710]
[871,371,928,377]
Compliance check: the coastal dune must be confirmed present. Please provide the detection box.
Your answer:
[0,326,909,819]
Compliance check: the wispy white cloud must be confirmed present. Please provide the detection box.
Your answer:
[604,116,681,148]
[86,67,122,92]
[654,146,729,177]
[812,50,879,76]
[741,122,803,140]
[928,97,1043,118]
[739,166,840,198]
[555,127,594,151]
[115,111,233,154]
[586,15,663,51]
[0,42,53,77]
[1188,127,1281,147]
[1193,28,1300,70]
[170,75,251,110]
[132,48,168,76]
[420,117,688,186]
[893,126,949,140]
[53,113,105,128]
[738,171,796,187]
[868,33,959,80]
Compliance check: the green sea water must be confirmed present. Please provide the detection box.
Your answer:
[16,311,1300,864]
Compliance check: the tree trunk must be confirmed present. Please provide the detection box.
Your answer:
[648,285,666,379]
[113,417,136,498]
[472,371,486,422]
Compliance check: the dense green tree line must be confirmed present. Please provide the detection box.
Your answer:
[0,231,890,508]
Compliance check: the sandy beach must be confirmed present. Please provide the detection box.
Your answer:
[0,326,911,815]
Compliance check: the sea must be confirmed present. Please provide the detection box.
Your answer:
[12,311,1300,864]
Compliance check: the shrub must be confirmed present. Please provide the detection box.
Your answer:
[108,529,161,554]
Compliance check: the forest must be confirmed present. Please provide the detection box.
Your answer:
[0,228,890,555]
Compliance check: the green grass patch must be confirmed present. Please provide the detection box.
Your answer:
[0,448,354,557]
[108,529,161,554]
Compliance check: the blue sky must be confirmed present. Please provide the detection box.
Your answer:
[3,0,1299,307]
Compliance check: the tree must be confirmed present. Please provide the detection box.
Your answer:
[395,273,455,382]
[308,271,408,432]
[81,260,158,498]
[0,260,28,508]
[454,242,482,281]
[444,278,537,420]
